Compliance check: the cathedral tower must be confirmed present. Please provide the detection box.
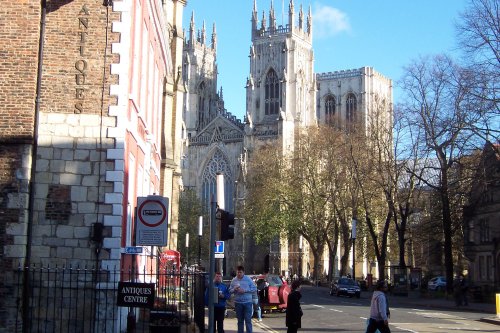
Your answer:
[183,13,219,133]
[245,0,316,152]
[181,12,244,216]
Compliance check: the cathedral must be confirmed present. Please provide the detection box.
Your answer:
[181,0,393,278]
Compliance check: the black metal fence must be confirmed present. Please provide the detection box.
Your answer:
[13,265,205,333]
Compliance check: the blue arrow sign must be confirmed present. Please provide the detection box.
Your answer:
[215,241,224,253]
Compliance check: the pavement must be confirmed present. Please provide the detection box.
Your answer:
[391,289,500,326]
[201,308,268,333]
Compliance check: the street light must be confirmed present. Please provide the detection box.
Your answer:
[351,218,357,280]
[298,235,303,279]
[185,233,190,268]
[198,216,203,266]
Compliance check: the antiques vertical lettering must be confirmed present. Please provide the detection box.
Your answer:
[75,5,89,113]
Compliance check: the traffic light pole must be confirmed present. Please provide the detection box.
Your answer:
[208,196,216,333]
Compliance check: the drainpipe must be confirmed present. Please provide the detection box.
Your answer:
[22,1,46,331]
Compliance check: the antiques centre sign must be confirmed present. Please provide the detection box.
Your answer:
[117,282,155,308]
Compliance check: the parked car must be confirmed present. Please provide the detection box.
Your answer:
[427,276,447,291]
[330,277,361,298]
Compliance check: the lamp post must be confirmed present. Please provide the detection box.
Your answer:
[198,216,203,267]
[299,235,303,279]
[351,218,357,280]
[185,233,189,268]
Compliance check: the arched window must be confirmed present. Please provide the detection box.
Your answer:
[346,93,357,122]
[198,82,206,127]
[265,69,280,115]
[325,95,336,125]
[201,150,234,212]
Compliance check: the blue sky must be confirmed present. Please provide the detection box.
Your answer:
[183,0,469,119]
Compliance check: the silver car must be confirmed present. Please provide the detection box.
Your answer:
[427,276,447,291]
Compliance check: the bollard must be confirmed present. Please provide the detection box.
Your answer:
[496,294,500,318]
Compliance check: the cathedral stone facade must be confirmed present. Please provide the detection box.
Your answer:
[181,0,393,278]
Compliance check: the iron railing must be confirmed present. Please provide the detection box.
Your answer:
[13,265,205,333]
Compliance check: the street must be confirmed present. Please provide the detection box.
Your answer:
[231,285,500,333]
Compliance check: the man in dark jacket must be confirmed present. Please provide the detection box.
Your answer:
[286,280,303,333]
[205,272,231,333]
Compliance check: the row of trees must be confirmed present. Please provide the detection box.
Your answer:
[242,0,499,292]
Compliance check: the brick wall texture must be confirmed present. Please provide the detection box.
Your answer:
[0,1,120,331]
[0,0,39,143]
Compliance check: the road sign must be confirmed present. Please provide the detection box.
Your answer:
[136,196,169,246]
[215,241,224,253]
[215,253,224,259]
[124,246,143,254]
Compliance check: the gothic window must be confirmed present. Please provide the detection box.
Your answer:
[325,95,336,125]
[479,218,490,243]
[201,149,234,212]
[265,69,280,115]
[346,93,357,122]
[198,82,206,127]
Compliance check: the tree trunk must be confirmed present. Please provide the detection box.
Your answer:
[397,215,407,268]
[441,190,454,294]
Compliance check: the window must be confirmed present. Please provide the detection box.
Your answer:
[468,220,475,243]
[265,69,280,115]
[346,93,357,122]
[201,150,234,212]
[479,218,490,243]
[479,255,485,280]
[325,95,336,125]
[198,82,206,127]
[487,255,492,280]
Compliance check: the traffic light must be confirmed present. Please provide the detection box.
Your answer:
[216,209,235,240]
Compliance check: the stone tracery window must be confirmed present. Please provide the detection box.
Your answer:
[201,149,234,212]
[198,82,206,128]
[346,93,357,122]
[325,95,336,125]
[265,69,281,115]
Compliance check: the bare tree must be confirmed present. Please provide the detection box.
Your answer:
[319,126,356,279]
[346,106,395,281]
[400,55,476,292]
[392,105,428,269]
[456,0,500,141]
[457,0,499,84]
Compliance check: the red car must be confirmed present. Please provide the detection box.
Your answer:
[253,274,291,313]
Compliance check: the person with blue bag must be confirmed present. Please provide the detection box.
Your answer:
[205,272,231,333]
[366,280,391,333]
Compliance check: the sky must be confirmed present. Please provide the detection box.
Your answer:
[183,0,470,119]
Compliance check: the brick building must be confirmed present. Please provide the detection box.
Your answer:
[0,0,186,331]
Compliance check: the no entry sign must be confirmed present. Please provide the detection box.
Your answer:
[136,195,169,246]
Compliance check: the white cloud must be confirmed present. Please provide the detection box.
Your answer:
[312,2,351,39]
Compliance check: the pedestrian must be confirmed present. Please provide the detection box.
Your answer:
[286,280,303,333]
[229,265,257,333]
[366,280,391,333]
[453,275,462,307]
[460,274,469,306]
[205,272,231,333]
